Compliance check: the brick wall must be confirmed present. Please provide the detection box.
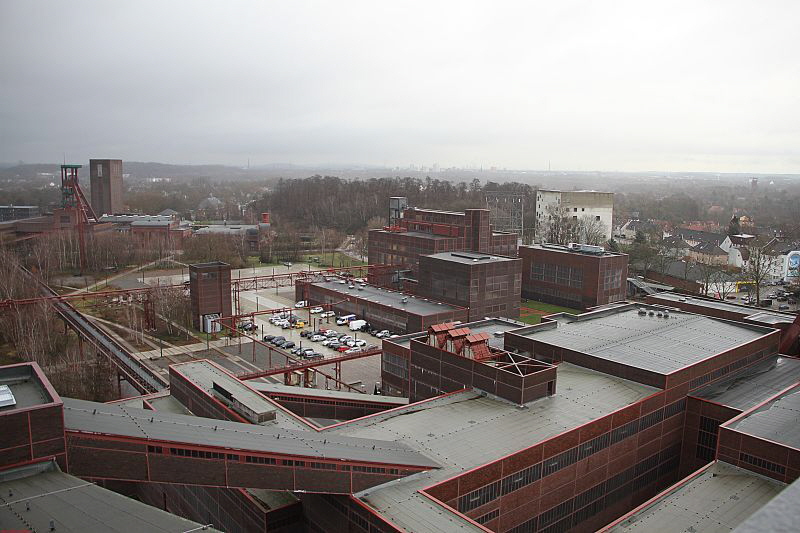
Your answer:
[424,391,686,532]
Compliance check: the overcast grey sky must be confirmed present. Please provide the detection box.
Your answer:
[1,1,798,172]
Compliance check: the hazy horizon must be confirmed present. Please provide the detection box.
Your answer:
[2,1,799,174]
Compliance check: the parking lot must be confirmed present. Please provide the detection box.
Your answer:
[723,284,798,313]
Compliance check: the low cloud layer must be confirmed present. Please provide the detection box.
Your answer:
[1,1,798,172]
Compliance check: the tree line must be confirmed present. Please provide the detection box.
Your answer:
[251,175,539,237]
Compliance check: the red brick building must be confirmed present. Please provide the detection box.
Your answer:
[368,207,518,286]
[519,243,628,310]
[416,251,522,320]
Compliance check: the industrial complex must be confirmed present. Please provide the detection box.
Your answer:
[1,191,800,533]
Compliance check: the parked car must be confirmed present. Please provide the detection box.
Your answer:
[310,307,324,314]
[345,348,360,354]
[327,342,341,350]
[320,311,335,318]
[347,339,367,348]
[295,300,308,308]
[295,321,306,329]
[336,345,349,352]
[282,341,296,349]
[309,334,324,342]
[338,335,353,342]
[263,334,275,342]
[325,330,339,338]
[375,330,390,338]
[271,336,285,345]
[778,304,790,311]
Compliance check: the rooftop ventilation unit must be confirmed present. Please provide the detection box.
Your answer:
[638,308,647,315]
[401,297,408,304]
[0,385,16,409]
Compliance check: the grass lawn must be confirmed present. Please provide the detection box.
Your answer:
[519,299,581,325]
[302,252,366,268]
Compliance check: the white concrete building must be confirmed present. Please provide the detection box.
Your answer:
[534,189,614,243]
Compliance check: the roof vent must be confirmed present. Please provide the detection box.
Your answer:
[663,311,670,318]
[648,310,655,316]
[401,297,408,304]
[638,308,646,315]
[657,311,663,317]
[0,385,16,409]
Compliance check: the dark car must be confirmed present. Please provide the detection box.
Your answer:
[263,334,275,342]
[271,336,286,345]
[282,341,296,349]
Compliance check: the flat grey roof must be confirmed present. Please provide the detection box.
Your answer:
[519,305,772,375]
[313,279,462,315]
[195,225,257,234]
[649,292,796,324]
[726,384,800,450]
[172,360,277,420]
[607,461,784,533]
[692,356,800,411]
[733,474,800,533]
[425,251,519,264]
[63,397,438,468]
[372,229,453,240]
[0,365,51,411]
[325,363,656,532]
[130,220,172,227]
[0,460,220,532]
[521,243,624,257]
[148,395,194,415]
[387,317,527,349]
[248,382,408,406]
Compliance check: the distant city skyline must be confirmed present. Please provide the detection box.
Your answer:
[1,1,799,173]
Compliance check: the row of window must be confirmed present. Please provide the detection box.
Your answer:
[148,445,400,474]
[689,347,774,390]
[695,416,721,462]
[601,267,624,291]
[383,352,409,380]
[528,285,583,305]
[269,394,389,410]
[458,398,686,513]
[530,263,584,289]
[740,452,786,475]
[506,443,682,533]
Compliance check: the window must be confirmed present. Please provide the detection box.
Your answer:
[96,163,103,177]
[596,215,601,221]
[574,208,578,212]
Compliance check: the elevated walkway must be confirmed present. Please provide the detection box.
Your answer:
[63,397,438,494]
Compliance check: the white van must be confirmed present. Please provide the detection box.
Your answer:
[349,319,367,331]
[336,314,356,326]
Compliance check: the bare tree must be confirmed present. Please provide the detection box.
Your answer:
[741,247,779,304]
[578,215,608,246]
